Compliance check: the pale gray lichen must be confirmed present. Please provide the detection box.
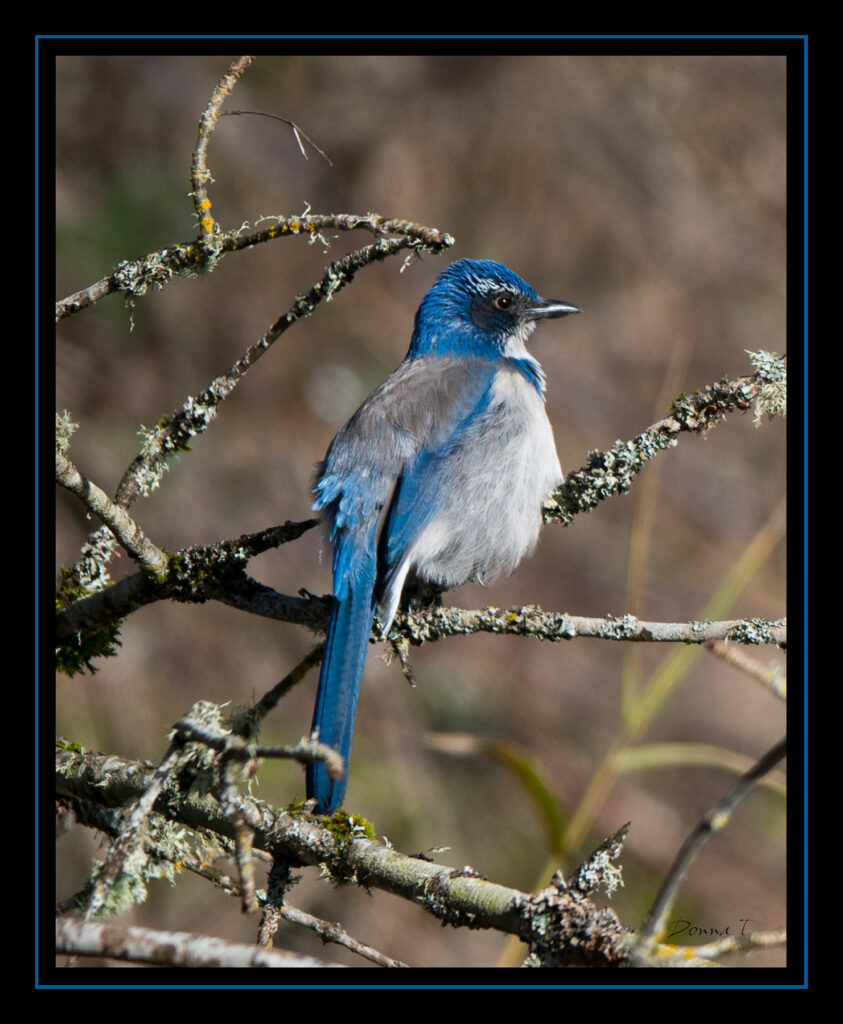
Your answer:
[603,614,639,640]
[55,410,78,455]
[74,525,117,593]
[746,350,787,426]
[726,617,784,646]
[113,251,175,298]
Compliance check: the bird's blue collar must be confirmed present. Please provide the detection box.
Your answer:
[508,356,547,398]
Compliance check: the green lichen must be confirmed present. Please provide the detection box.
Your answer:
[56,737,86,753]
[165,542,249,601]
[316,809,376,845]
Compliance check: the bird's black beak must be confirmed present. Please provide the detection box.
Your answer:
[526,297,582,320]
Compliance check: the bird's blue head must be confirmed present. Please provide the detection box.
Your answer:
[409,258,580,361]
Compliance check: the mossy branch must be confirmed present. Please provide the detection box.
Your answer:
[56,741,631,967]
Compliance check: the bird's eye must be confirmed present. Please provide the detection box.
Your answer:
[492,293,514,311]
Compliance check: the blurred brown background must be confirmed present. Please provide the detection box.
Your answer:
[55,53,788,968]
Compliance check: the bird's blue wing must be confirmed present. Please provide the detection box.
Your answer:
[381,395,495,561]
[307,355,496,812]
[377,360,498,625]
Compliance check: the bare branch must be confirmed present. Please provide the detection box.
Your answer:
[242,645,325,731]
[56,917,343,969]
[633,735,787,961]
[271,903,407,967]
[705,639,786,700]
[648,928,787,966]
[221,109,333,165]
[55,452,167,576]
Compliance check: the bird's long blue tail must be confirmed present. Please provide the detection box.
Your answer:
[306,578,376,814]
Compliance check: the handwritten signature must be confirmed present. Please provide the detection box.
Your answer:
[667,918,754,939]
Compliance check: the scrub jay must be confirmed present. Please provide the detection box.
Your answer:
[307,258,580,813]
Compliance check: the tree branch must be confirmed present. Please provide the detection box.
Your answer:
[56,556,786,671]
[55,452,168,576]
[190,56,256,243]
[544,354,786,525]
[56,917,343,969]
[55,355,786,669]
[55,213,455,322]
[395,606,786,649]
[56,744,631,966]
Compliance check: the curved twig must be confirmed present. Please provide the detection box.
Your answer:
[633,735,787,961]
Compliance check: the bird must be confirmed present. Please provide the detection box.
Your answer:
[306,258,580,813]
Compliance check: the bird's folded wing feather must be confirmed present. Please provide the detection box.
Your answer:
[314,356,497,593]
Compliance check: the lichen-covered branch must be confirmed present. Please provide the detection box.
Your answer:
[544,353,786,526]
[55,213,455,322]
[55,526,323,673]
[190,56,255,242]
[55,452,168,576]
[58,699,344,929]
[56,744,631,966]
[395,606,787,649]
[56,555,786,678]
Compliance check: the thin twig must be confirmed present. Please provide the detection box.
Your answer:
[633,735,787,960]
[276,903,407,967]
[650,928,787,966]
[246,645,326,729]
[705,638,786,700]
[173,714,344,782]
[221,109,333,165]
